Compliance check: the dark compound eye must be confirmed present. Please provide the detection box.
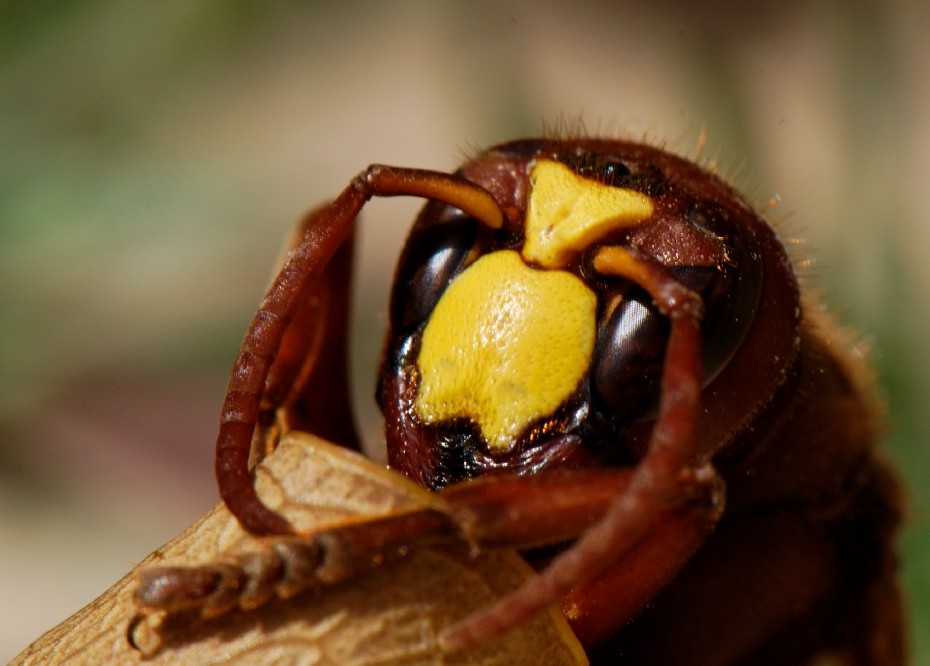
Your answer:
[592,291,668,421]
[592,202,762,423]
[389,216,479,332]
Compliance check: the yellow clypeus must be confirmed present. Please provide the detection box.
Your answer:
[415,250,596,450]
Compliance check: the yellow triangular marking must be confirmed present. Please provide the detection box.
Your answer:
[523,160,654,268]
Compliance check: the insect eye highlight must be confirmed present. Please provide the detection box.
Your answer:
[579,157,633,185]
[558,151,633,186]
[389,215,479,332]
[557,151,669,199]
[592,290,668,422]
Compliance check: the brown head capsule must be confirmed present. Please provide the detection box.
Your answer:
[203,137,904,664]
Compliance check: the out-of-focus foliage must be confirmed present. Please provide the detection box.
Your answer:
[2,1,927,662]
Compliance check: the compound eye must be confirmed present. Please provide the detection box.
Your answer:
[592,205,761,424]
[592,291,668,421]
[390,216,479,332]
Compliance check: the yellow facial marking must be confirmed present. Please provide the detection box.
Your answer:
[415,250,596,450]
[522,160,655,268]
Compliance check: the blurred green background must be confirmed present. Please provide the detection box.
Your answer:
[1,1,927,661]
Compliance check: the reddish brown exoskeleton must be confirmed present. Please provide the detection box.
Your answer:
[140,138,905,664]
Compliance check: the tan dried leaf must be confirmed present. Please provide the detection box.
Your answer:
[12,432,587,665]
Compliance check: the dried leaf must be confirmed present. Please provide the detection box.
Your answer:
[12,433,587,665]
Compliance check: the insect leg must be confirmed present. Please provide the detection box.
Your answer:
[216,166,504,536]
[440,246,712,650]
[260,218,359,454]
[559,465,722,647]
[134,468,637,624]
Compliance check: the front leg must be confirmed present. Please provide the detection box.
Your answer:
[215,166,505,536]
[260,212,359,453]
[440,247,709,650]
[135,462,722,641]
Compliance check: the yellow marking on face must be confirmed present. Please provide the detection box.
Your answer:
[415,250,596,450]
[522,160,655,268]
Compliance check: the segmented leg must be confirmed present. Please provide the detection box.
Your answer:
[439,247,709,650]
[133,467,719,628]
[261,219,359,452]
[217,168,714,651]
[132,511,456,622]
[216,166,505,536]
